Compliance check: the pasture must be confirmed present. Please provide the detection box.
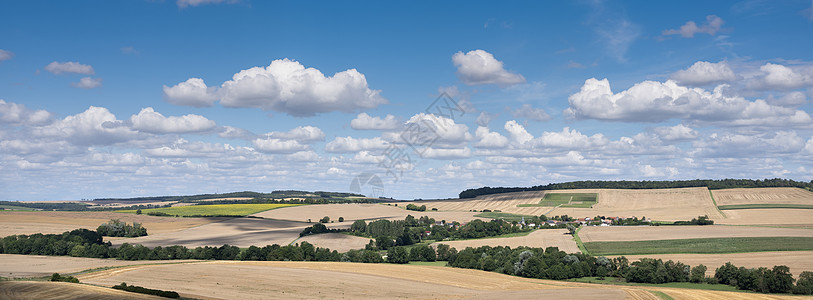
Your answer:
[118,203,301,217]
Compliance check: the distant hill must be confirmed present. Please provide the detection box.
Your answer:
[459,178,813,199]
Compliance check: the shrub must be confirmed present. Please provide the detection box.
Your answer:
[50,273,79,283]
[113,282,180,298]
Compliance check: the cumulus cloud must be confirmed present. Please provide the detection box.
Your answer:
[533,127,608,149]
[747,63,813,90]
[165,59,387,117]
[452,50,525,87]
[475,111,498,127]
[263,126,325,143]
[350,113,399,130]
[670,61,737,86]
[0,100,53,126]
[218,126,255,139]
[653,124,698,142]
[767,91,807,107]
[0,49,13,62]
[663,15,724,38]
[72,77,102,89]
[511,104,551,122]
[421,147,472,159]
[325,136,388,153]
[474,126,508,148]
[44,61,94,75]
[35,106,140,146]
[504,120,533,145]
[564,78,813,127]
[400,113,472,147]
[251,138,309,154]
[129,107,216,134]
[640,164,678,177]
[693,131,806,157]
[163,78,219,107]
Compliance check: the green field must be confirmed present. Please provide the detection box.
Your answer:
[474,211,535,222]
[717,204,813,210]
[118,203,302,217]
[518,193,598,208]
[585,237,813,255]
[0,205,37,211]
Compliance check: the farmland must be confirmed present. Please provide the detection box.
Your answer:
[584,237,813,255]
[519,192,598,208]
[0,211,219,237]
[0,254,199,278]
[434,229,581,253]
[617,252,813,277]
[712,188,813,206]
[118,203,301,217]
[579,225,813,242]
[254,203,486,223]
[0,281,161,300]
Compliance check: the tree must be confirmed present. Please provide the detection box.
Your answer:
[136,209,142,215]
[387,246,409,264]
[319,216,330,223]
[350,220,367,232]
[793,271,813,295]
[690,264,707,283]
[338,217,344,222]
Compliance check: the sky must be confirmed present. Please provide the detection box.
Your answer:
[2,0,813,201]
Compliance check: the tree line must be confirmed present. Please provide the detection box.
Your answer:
[459,178,813,198]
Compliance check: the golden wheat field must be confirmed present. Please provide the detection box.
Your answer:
[0,281,163,300]
[0,211,221,237]
[0,254,199,278]
[66,260,797,300]
[712,188,813,206]
[434,229,581,253]
[295,233,373,252]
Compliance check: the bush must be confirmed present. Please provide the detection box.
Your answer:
[113,282,180,298]
[97,219,148,237]
[50,273,79,283]
[338,217,344,222]
[319,216,330,223]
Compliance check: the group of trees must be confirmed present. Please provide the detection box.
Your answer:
[671,215,714,226]
[96,219,148,237]
[450,219,529,239]
[113,283,180,298]
[459,178,813,198]
[715,262,812,294]
[405,204,427,211]
[50,273,79,283]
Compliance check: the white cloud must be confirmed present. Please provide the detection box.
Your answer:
[663,15,724,38]
[670,61,737,86]
[44,61,94,75]
[596,19,641,63]
[163,78,219,107]
[352,151,384,163]
[747,63,813,90]
[130,107,216,134]
[421,147,472,159]
[218,126,255,139]
[350,113,399,130]
[0,100,53,126]
[640,164,678,177]
[504,120,533,145]
[452,50,525,87]
[251,138,309,154]
[474,126,508,149]
[207,58,387,116]
[533,127,608,149]
[653,124,698,142]
[72,77,102,89]
[325,136,388,153]
[693,131,806,157]
[564,78,813,127]
[398,113,472,147]
[287,150,319,162]
[511,104,551,122]
[804,138,813,155]
[35,106,140,146]
[0,49,13,62]
[177,0,233,8]
[767,91,807,107]
[263,126,325,143]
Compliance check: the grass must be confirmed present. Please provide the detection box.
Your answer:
[518,193,598,208]
[474,211,535,222]
[650,290,675,300]
[117,203,302,217]
[573,226,589,255]
[568,277,740,292]
[584,237,813,255]
[718,204,813,210]
[708,190,726,218]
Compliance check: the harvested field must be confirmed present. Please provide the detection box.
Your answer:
[549,187,723,222]
[0,254,198,278]
[584,237,813,255]
[296,233,373,252]
[0,281,162,300]
[434,229,581,253]
[118,203,301,217]
[110,217,309,248]
[406,191,550,215]
[579,225,813,242]
[0,211,220,237]
[253,203,485,223]
[716,209,813,226]
[73,260,795,300]
[617,251,813,278]
[712,188,813,206]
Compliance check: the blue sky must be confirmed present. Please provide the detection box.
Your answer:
[2,0,813,201]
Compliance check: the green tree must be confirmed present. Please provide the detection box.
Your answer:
[338,217,344,222]
[350,220,367,232]
[690,264,707,283]
[387,246,409,264]
[793,271,813,295]
[319,216,330,223]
